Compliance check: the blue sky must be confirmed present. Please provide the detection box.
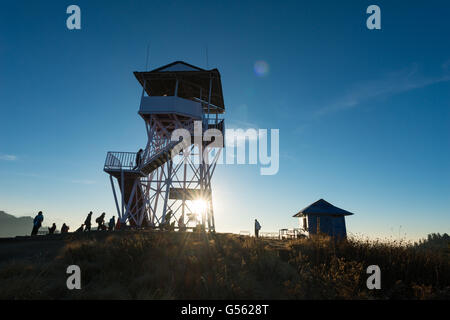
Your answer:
[0,0,449,240]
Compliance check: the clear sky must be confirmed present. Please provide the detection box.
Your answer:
[0,0,449,240]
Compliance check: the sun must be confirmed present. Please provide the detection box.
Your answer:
[192,199,207,214]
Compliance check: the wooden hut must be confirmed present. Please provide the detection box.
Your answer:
[293,199,354,238]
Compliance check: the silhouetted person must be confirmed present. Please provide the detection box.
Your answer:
[160,210,173,231]
[108,216,115,231]
[84,211,93,232]
[75,224,84,233]
[61,223,69,234]
[254,219,261,238]
[48,223,56,235]
[134,148,143,169]
[178,216,186,232]
[96,212,106,230]
[31,211,44,236]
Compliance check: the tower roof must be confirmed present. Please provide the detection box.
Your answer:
[149,61,206,72]
[293,199,355,217]
[134,61,225,113]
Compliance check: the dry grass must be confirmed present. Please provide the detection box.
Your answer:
[0,231,448,299]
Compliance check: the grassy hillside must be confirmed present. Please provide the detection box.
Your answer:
[0,231,448,299]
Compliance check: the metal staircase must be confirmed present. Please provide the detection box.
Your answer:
[139,141,182,175]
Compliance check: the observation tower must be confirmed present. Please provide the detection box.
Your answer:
[104,61,225,232]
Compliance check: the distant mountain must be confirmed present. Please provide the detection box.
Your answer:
[0,211,36,237]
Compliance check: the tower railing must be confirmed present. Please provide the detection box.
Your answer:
[205,118,225,132]
[104,152,138,171]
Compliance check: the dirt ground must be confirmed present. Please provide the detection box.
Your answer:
[0,232,117,266]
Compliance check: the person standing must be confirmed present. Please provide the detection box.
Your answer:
[31,211,44,236]
[134,148,143,170]
[178,215,186,232]
[84,211,93,232]
[48,223,56,235]
[254,219,261,238]
[61,223,69,234]
[96,212,106,230]
[108,216,115,231]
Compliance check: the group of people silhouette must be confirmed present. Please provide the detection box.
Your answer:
[31,211,263,237]
[31,211,117,236]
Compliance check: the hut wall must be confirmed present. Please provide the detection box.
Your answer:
[307,214,347,238]
[322,216,334,235]
[307,215,333,235]
[307,215,317,234]
[332,216,347,238]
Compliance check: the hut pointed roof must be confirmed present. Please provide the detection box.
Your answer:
[293,199,354,217]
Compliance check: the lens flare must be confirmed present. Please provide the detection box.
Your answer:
[254,60,269,77]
